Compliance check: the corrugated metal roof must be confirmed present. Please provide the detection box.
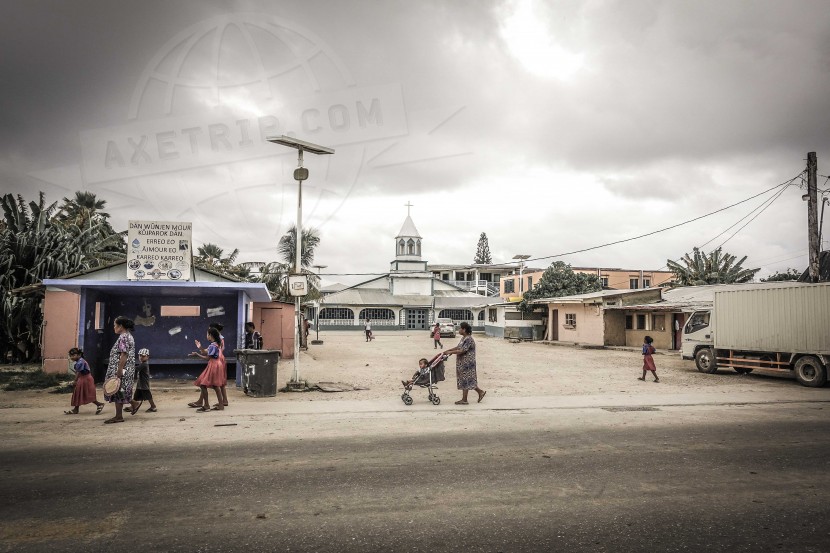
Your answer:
[320,285,502,308]
[606,281,807,311]
[531,288,656,304]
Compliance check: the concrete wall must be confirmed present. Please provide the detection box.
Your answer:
[603,311,627,346]
[392,277,432,295]
[547,303,604,345]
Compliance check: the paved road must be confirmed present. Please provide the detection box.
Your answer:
[2,400,829,552]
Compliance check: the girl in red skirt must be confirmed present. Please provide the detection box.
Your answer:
[189,328,225,412]
[638,336,659,382]
[64,348,105,415]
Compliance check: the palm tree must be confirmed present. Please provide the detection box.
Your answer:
[54,191,125,263]
[667,247,760,286]
[56,191,110,227]
[1,192,121,361]
[278,225,320,269]
[194,243,239,270]
[246,226,322,301]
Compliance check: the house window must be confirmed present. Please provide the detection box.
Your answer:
[442,273,450,281]
[643,278,651,288]
[488,308,498,322]
[504,279,515,293]
[630,278,639,289]
[636,314,647,330]
[527,276,533,290]
[625,315,633,330]
[564,313,576,328]
[652,314,665,331]
[601,277,609,287]
[478,311,485,321]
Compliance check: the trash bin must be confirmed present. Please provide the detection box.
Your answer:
[234,349,281,397]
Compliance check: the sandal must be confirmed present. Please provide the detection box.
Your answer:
[212,403,229,409]
[196,406,210,412]
[187,402,202,408]
[637,377,645,381]
[477,390,487,403]
[146,407,157,412]
[130,401,143,415]
[64,410,78,415]
[454,400,468,405]
[211,406,224,411]
[104,418,124,424]
[95,404,105,415]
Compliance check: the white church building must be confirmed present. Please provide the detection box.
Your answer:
[314,213,501,330]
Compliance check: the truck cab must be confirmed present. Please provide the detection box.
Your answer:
[681,310,716,372]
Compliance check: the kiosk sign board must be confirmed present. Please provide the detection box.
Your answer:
[127,220,193,281]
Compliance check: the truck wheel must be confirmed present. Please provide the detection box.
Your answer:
[794,356,827,387]
[695,348,718,373]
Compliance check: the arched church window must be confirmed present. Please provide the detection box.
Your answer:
[359,308,395,321]
[439,309,474,321]
[319,308,354,320]
[416,239,421,256]
[398,239,405,256]
[407,239,415,255]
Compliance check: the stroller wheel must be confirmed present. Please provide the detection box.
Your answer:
[431,395,441,406]
[403,395,413,406]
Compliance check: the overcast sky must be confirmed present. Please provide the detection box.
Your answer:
[2,0,829,286]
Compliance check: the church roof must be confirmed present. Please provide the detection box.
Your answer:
[396,215,422,238]
[319,282,500,308]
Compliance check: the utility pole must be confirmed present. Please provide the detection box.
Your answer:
[807,152,819,282]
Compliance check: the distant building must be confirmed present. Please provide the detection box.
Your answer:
[500,266,676,302]
[316,212,501,330]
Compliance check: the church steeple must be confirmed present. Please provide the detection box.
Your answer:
[395,202,422,260]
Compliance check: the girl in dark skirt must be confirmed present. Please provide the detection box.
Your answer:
[130,348,157,413]
[64,348,105,415]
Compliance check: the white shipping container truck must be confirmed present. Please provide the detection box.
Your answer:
[681,283,830,387]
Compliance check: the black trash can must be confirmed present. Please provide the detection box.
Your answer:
[234,349,281,397]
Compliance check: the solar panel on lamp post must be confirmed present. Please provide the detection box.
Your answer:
[266,136,334,388]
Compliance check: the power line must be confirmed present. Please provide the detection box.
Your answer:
[716,183,793,248]
[477,172,804,270]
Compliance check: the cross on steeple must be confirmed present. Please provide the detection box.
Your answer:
[405,201,413,216]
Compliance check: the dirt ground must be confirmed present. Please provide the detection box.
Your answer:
[1,330,802,411]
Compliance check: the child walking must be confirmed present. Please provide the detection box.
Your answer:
[210,322,229,409]
[189,328,225,411]
[638,335,659,382]
[129,348,157,414]
[64,348,105,415]
[432,323,443,349]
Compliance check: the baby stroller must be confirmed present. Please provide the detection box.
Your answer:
[401,353,446,406]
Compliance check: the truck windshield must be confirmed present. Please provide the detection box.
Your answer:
[685,311,710,334]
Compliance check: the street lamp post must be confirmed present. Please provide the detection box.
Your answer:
[311,264,327,344]
[267,136,334,388]
[512,254,531,295]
